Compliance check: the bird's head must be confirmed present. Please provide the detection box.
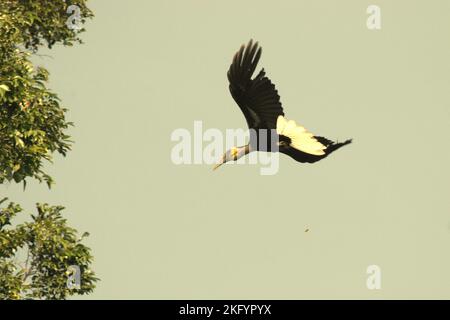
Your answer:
[212,146,241,170]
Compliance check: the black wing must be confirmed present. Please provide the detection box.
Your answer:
[227,40,284,130]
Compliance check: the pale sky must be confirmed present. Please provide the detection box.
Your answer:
[2,0,450,299]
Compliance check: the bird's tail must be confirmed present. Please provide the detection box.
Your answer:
[276,115,327,156]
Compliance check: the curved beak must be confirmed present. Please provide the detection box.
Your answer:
[212,157,225,171]
[212,162,224,171]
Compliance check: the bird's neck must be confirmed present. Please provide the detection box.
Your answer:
[235,144,251,159]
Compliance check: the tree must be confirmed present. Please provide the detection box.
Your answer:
[0,199,97,299]
[0,0,93,186]
[0,0,97,299]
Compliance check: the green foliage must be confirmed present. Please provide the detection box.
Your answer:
[0,0,93,51]
[0,1,98,300]
[0,198,98,299]
[0,48,72,186]
[0,0,92,186]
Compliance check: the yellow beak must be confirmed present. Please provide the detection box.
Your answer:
[213,156,226,170]
[212,162,224,171]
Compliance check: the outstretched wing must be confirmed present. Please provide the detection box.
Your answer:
[227,40,284,130]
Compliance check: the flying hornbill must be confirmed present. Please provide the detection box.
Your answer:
[213,40,352,170]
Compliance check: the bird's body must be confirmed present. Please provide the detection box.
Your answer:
[213,40,351,170]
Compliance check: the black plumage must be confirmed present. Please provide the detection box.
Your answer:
[226,40,351,163]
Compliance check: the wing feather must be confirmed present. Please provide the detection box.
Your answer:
[227,40,284,129]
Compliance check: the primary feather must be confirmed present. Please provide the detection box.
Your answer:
[227,40,284,130]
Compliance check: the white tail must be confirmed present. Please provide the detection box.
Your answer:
[276,115,326,155]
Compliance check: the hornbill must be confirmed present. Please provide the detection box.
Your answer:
[213,40,352,170]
